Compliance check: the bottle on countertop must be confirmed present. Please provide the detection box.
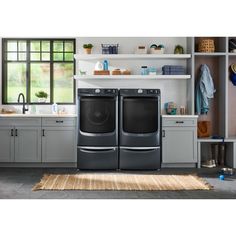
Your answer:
[52,103,58,114]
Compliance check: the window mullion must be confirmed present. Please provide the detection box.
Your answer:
[50,40,53,104]
[26,40,31,103]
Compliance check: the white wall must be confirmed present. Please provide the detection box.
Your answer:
[76,37,189,113]
[0,37,190,114]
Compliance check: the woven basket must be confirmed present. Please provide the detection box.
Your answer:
[94,70,110,75]
[198,39,215,53]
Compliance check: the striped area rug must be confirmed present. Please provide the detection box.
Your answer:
[32,174,212,191]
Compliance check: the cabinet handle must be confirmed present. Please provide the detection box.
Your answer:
[162,130,165,137]
[176,121,184,124]
[11,129,14,136]
[56,120,63,123]
[42,129,45,137]
[15,129,18,137]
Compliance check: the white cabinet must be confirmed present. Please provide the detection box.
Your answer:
[42,118,76,163]
[0,117,76,164]
[162,116,198,164]
[0,118,42,163]
[0,127,14,162]
[14,127,41,162]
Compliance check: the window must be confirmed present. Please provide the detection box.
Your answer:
[2,39,75,104]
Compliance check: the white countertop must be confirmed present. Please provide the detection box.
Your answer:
[162,115,198,118]
[0,113,77,118]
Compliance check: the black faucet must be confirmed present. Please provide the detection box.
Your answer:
[17,93,28,114]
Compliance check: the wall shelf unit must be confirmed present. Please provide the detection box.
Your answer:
[74,75,191,80]
[74,54,191,60]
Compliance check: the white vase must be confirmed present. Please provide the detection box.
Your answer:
[38,98,47,103]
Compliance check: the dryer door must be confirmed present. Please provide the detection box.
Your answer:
[120,96,160,147]
[123,97,159,133]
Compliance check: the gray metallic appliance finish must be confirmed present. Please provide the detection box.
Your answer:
[77,89,118,147]
[119,89,161,147]
[77,88,119,170]
[119,89,161,170]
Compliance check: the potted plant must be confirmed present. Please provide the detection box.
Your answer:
[35,90,48,103]
[83,44,93,54]
[174,45,184,54]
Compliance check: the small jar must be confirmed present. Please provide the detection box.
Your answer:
[141,66,148,75]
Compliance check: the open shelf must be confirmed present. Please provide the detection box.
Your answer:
[228,56,236,137]
[194,37,226,53]
[74,54,191,60]
[198,138,225,143]
[74,74,191,80]
[228,37,236,53]
[194,52,226,56]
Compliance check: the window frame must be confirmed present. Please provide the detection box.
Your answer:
[2,38,76,105]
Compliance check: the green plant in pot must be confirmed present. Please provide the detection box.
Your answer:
[83,44,93,54]
[35,90,48,103]
[174,45,184,54]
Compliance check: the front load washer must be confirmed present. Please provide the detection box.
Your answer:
[77,88,118,170]
[119,89,161,170]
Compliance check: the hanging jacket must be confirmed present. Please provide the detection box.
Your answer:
[195,64,216,114]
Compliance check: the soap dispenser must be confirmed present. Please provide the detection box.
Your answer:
[52,103,58,114]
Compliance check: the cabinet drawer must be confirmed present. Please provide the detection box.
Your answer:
[162,118,197,127]
[42,117,76,127]
[0,118,41,127]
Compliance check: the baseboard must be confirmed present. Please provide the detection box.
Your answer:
[0,163,77,168]
[161,163,197,168]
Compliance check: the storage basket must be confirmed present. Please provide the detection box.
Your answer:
[112,69,121,75]
[94,70,110,75]
[198,39,215,53]
[101,44,119,54]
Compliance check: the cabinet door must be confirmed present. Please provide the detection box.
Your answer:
[162,127,197,163]
[42,127,76,162]
[14,127,41,162]
[0,127,14,162]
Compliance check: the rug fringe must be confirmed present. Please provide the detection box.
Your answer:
[32,174,50,191]
[191,174,213,190]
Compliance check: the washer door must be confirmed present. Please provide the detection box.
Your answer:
[80,96,116,133]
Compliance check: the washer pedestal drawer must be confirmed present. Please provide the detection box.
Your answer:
[77,147,118,170]
[119,147,160,170]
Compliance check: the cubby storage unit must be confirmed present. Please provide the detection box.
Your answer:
[193,37,236,168]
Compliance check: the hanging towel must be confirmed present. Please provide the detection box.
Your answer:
[195,64,216,114]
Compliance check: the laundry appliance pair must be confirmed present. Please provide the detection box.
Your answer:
[77,88,161,170]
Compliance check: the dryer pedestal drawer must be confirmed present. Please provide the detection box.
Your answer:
[119,147,160,170]
[77,147,118,170]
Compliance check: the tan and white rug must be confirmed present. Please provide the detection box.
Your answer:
[32,174,212,191]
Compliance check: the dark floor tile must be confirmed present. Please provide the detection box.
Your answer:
[0,167,236,199]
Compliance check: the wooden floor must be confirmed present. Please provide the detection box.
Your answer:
[0,168,236,199]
